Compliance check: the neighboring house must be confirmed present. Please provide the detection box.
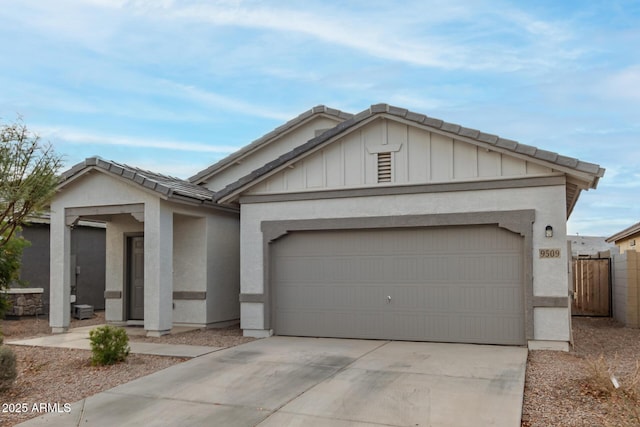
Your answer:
[606,221,640,328]
[18,217,106,312]
[568,235,616,258]
[49,104,605,351]
[606,221,640,253]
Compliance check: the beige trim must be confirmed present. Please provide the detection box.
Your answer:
[532,296,569,308]
[261,209,535,343]
[104,291,122,299]
[172,291,206,300]
[239,293,265,303]
[240,175,565,204]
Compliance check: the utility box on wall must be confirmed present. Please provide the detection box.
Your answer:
[73,304,94,320]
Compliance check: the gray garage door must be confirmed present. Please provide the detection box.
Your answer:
[272,225,525,345]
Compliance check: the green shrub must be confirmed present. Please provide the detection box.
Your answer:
[0,234,30,318]
[88,325,130,366]
[0,345,17,391]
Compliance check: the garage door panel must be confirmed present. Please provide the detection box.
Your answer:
[273,225,525,345]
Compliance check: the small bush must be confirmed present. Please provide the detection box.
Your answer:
[585,354,640,427]
[585,354,640,397]
[585,354,618,396]
[89,325,130,366]
[0,345,17,391]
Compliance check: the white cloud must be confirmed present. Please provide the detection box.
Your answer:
[156,80,294,121]
[2,0,591,77]
[112,0,579,72]
[38,126,241,154]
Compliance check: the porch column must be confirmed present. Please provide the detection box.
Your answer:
[144,200,173,336]
[49,206,71,333]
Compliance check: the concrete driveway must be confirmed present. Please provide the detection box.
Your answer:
[19,337,527,427]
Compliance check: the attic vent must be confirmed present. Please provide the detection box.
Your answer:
[377,152,392,183]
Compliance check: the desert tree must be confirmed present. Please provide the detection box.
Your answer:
[0,118,63,316]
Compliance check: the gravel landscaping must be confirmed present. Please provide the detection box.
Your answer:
[1,313,638,426]
[0,312,254,426]
[522,317,640,427]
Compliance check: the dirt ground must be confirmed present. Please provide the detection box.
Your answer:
[522,316,640,427]
[0,312,254,427]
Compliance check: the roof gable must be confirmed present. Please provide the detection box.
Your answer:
[189,105,353,187]
[59,157,219,207]
[243,117,560,196]
[215,104,605,216]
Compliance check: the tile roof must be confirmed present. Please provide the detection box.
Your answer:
[189,105,353,184]
[59,157,217,205]
[215,103,606,203]
[568,235,616,256]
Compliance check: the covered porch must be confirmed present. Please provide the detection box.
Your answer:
[49,158,239,336]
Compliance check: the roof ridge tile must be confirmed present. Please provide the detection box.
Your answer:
[495,137,518,150]
[515,143,537,156]
[477,132,499,144]
[370,103,389,113]
[440,122,461,133]
[458,127,480,139]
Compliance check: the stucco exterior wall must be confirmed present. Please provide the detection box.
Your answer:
[239,184,570,343]
[206,212,241,324]
[105,214,143,322]
[172,214,207,325]
[202,116,343,192]
[616,235,640,253]
[612,250,640,328]
[50,172,158,331]
[612,251,629,325]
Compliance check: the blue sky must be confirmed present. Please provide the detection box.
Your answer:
[1,0,638,236]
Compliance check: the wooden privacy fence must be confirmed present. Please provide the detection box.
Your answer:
[572,258,611,316]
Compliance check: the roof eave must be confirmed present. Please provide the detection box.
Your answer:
[189,106,353,184]
[606,221,640,243]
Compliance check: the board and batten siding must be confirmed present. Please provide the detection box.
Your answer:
[246,120,554,195]
[203,116,344,192]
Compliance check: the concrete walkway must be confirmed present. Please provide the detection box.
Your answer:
[6,325,222,358]
[16,337,528,427]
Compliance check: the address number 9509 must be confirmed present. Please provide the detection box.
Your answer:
[539,248,561,258]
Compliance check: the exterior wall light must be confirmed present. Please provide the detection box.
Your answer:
[545,225,553,238]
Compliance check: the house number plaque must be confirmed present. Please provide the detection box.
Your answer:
[539,248,561,258]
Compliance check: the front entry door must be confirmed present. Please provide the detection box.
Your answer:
[127,236,144,320]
